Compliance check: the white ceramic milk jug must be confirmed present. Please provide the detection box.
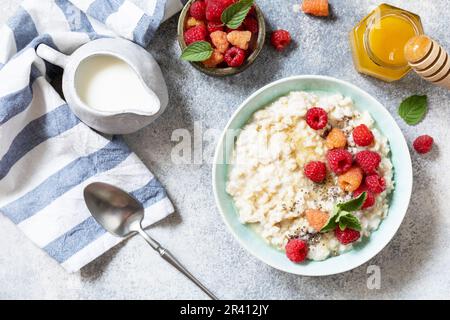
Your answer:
[37,38,169,134]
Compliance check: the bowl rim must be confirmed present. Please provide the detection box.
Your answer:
[177,0,266,77]
[212,75,413,276]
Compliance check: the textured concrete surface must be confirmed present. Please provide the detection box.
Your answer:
[1,0,449,299]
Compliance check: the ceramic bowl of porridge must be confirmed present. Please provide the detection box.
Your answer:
[212,75,412,276]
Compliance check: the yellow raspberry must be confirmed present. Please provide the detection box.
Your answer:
[226,31,252,50]
[305,209,329,231]
[210,31,229,53]
[326,128,347,149]
[186,17,205,29]
[203,49,224,68]
[338,167,363,192]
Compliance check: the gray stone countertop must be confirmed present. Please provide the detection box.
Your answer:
[0,0,449,299]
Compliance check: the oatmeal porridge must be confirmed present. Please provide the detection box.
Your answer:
[226,91,394,262]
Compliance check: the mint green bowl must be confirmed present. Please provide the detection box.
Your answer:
[212,75,413,276]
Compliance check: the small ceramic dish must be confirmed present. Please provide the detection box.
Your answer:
[177,0,266,77]
[212,75,413,276]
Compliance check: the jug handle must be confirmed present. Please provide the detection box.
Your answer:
[36,44,69,68]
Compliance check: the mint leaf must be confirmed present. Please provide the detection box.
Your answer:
[336,210,350,222]
[320,216,337,233]
[320,207,340,233]
[338,213,362,231]
[337,192,367,212]
[221,0,254,30]
[180,41,213,61]
[337,210,350,231]
[321,196,365,233]
[320,209,363,233]
[398,95,428,125]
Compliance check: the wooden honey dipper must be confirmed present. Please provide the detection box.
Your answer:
[404,35,450,89]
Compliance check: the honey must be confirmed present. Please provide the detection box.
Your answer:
[350,4,424,82]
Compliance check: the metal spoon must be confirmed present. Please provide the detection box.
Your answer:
[83,182,218,300]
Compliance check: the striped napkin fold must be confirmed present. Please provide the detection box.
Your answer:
[0,0,185,272]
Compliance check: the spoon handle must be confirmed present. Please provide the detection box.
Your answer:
[159,249,218,300]
[137,229,218,300]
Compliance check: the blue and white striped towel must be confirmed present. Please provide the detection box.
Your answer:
[0,0,185,272]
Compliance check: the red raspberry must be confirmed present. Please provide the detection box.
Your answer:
[224,46,246,67]
[271,29,292,51]
[207,21,224,33]
[355,150,381,174]
[306,107,328,130]
[243,16,258,33]
[365,174,386,194]
[335,227,360,245]
[304,161,327,183]
[248,5,256,16]
[326,149,353,175]
[285,239,308,263]
[354,185,376,209]
[413,135,434,154]
[352,124,374,147]
[184,24,207,45]
[206,0,235,21]
[189,1,206,20]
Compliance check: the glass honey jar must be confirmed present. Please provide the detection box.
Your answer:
[350,3,424,82]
